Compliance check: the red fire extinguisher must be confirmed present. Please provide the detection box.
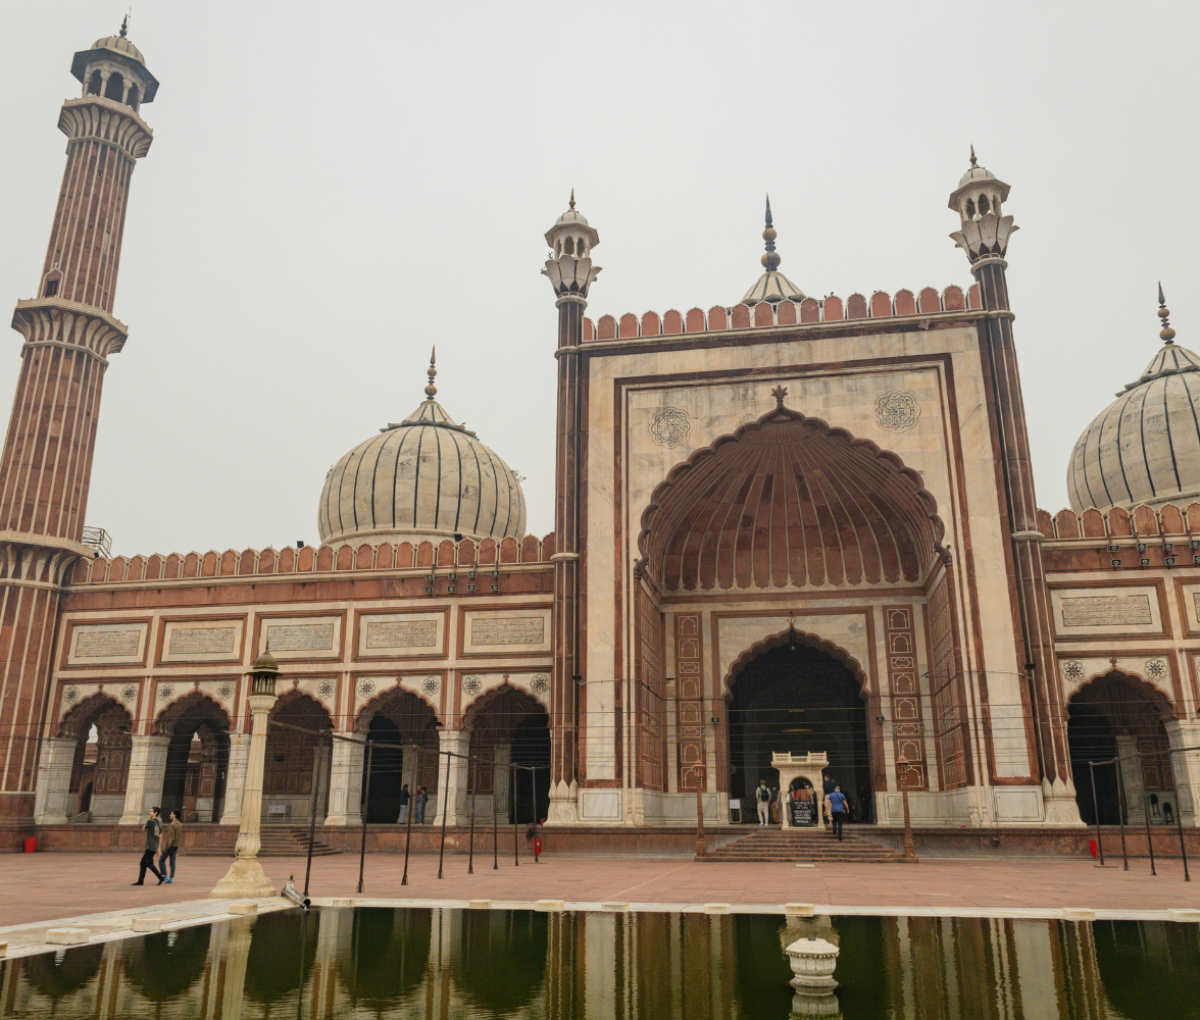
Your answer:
[534,835,543,860]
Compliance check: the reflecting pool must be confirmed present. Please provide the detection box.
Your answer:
[2,908,1197,1019]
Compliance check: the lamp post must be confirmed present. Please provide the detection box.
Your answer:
[695,724,707,858]
[897,755,919,864]
[211,650,280,898]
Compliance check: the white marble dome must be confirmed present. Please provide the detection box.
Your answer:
[1067,342,1200,512]
[91,34,146,64]
[318,394,526,548]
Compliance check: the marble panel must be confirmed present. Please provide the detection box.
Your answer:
[66,622,148,665]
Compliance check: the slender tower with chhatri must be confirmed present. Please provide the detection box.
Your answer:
[0,21,157,830]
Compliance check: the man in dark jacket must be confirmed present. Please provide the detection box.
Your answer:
[399,784,411,824]
[133,806,165,885]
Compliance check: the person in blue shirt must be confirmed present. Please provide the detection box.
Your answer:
[827,786,849,841]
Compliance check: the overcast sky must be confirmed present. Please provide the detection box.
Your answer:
[0,2,1196,557]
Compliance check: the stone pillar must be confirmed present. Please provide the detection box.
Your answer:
[434,729,470,827]
[324,732,366,826]
[119,734,170,825]
[33,737,79,824]
[217,732,252,826]
[493,742,512,822]
[1165,720,1200,825]
[1116,735,1146,825]
[211,652,278,899]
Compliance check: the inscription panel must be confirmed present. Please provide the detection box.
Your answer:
[1051,588,1162,637]
[357,612,444,658]
[463,609,552,654]
[161,619,244,662]
[261,617,341,659]
[67,623,148,666]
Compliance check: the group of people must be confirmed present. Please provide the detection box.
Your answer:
[754,773,870,841]
[132,806,183,886]
[397,784,428,824]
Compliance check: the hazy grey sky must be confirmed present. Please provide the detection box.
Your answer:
[0,2,1196,557]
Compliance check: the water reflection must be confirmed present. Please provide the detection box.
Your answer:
[1,908,1198,1019]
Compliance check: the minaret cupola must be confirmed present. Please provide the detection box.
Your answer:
[543,191,602,299]
[948,147,1017,262]
[70,16,159,111]
[742,196,806,305]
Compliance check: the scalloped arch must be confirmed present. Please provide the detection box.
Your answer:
[59,691,131,738]
[723,627,869,700]
[637,399,948,592]
[355,684,442,734]
[154,690,231,735]
[462,682,548,733]
[1069,668,1176,721]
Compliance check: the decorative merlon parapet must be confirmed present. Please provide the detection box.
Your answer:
[584,285,980,342]
[1038,502,1200,545]
[11,299,128,358]
[58,96,153,159]
[71,532,558,586]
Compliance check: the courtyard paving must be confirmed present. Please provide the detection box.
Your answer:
[0,850,1197,931]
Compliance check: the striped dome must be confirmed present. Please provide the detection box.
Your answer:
[1067,343,1200,512]
[318,397,526,547]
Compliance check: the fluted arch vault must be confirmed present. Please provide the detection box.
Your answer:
[637,396,949,592]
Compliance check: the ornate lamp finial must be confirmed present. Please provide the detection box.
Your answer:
[569,188,576,211]
[425,346,438,398]
[761,195,781,271]
[1158,282,1177,345]
[969,144,977,167]
[771,384,788,407]
[120,12,129,38]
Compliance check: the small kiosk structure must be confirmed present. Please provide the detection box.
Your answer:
[773,751,828,829]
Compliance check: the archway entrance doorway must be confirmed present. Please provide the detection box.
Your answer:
[158,695,230,823]
[1067,672,1175,826]
[728,641,871,822]
[357,690,440,824]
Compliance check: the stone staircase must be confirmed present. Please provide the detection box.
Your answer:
[702,826,899,863]
[188,826,342,858]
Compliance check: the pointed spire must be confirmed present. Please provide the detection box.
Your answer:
[969,144,977,168]
[761,195,781,271]
[569,188,576,211]
[1158,282,1177,345]
[425,346,438,398]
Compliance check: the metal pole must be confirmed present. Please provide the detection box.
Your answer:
[357,742,373,894]
[302,731,325,898]
[531,766,540,863]
[1114,758,1129,872]
[695,768,707,858]
[899,756,918,863]
[1171,748,1190,882]
[1140,755,1156,876]
[400,755,415,887]
[437,749,450,880]
[468,755,476,875]
[513,761,520,867]
[1088,760,1104,866]
[493,759,499,870]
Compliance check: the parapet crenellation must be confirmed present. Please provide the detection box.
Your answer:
[583,285,981,342]
[71,533,557,585]
[1038,503,1200,543]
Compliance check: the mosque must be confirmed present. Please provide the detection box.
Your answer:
[3,27,1199,851]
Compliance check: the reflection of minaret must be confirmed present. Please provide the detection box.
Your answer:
[3,21,157,824]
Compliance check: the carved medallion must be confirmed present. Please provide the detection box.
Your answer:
[531,673,550,694]
[874,391,921,432]
[463,675,482,696]
[422,677,440,697]
[649,407,692,448]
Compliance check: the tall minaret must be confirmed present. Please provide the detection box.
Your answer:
[0,23,157,828]
[541,192,600,824]
[949,150,1080,824]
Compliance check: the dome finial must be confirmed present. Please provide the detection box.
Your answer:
[569,188,576,211]
[761,194,781,271]
[425,346,438,398]
[1158,282,1177,345]
[969,144,977,168]
[119,11,129,38]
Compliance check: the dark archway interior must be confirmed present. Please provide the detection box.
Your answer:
[728,643,870,819]
[161,700,229,823]
[264,694,331,819]
[512,712,551,824]
[359,690,440,823]
[364,716,405,823]
[467,688,551,824]
[1068,673,1174,826]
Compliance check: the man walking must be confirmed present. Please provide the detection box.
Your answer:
[399,784,411,824]
[828,786,849,841]
[755,780,772,826]
[158,809,182,883]
[132,806,165,885]
[415,785,428,824]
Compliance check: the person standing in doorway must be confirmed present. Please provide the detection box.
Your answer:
[415,785,428,824]
[770,785,781,825]
[755,780,771,825]
[828,786,849,841]
[158,809,182,883]
[399,784,411,824]
[132,807,165,886]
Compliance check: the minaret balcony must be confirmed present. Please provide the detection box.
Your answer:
[11,298,128,360]
[58,96,153,159]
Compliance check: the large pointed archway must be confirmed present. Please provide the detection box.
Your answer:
[726,631,874,821]
[637,389,948,592]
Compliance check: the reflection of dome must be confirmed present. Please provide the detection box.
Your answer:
[318,385,526,548]
[1067,336,1200,513]
[91,35,146,64]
